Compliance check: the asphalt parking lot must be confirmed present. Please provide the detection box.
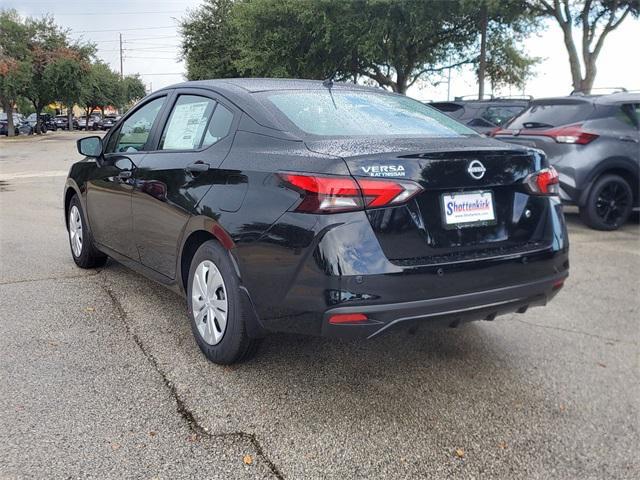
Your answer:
[1,131,638,479]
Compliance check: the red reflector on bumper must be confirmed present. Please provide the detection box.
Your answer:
[552,280,565,291]
[328,313,368,324]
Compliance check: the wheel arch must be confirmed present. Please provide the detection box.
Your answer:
[579,156,639,207]
[177,220,266,338]
[63,181,82,228]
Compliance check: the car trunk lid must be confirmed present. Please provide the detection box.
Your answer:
[306,137,553,266]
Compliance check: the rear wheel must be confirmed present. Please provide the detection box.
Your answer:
[187,240,260,364]
[580,174,633,230]
[67,195,107,268]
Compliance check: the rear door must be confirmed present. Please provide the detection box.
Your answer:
[132,89,237,279]
[86,94,168,259]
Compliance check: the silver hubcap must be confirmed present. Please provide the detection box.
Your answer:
[192,260,228,345]
[69,205,83,257]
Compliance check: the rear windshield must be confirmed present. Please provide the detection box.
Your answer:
[261,90,477,137]
[507,102,593,129]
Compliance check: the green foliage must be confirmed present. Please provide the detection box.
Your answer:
[182,0,540,94]
[181,0,242,80]
[120,75,147,106]
[81,61,122,114]
[482,36,540,90]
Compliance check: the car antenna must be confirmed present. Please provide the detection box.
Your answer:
[322,72,338,109]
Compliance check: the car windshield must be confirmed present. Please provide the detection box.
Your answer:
[507,101,594,129]
[261,90,477,137]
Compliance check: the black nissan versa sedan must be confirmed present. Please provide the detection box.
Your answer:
[64,78,569,364]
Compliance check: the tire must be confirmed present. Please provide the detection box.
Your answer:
[187,240,260,364]
[67,195,107,268]
[579,174,633,231]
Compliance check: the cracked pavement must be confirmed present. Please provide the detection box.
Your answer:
[1,132,639,479]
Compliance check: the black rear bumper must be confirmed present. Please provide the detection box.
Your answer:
[321,273,567,339]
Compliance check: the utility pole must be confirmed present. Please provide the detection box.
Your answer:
[478,5,488,100]
[119,33,124,80]
[446,60,452,101]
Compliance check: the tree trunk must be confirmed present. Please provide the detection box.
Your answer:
[580,57,597,94]
[67,108,74,131]
[34,106,42,135]
[2,100,16,137]
[478,5,488,100]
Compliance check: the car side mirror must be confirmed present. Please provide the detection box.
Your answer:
[77,136,103,158]
[77,136,102,158]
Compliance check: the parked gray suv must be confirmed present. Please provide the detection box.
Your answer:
[494,92,639,230]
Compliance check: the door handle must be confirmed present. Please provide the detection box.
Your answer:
[185,162,210,174]
[618,136,639,143]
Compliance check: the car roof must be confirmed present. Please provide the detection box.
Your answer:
[160,77,378,94]
[530,92,640,106]
[157,78,393,132]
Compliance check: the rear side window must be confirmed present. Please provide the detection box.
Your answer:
[202,103,234,148]
[481,106,526,127]
[262,90,476,137]
[160,95,216,150]
[508,102,593,129]
[430,102,465,119]
[110,97,165,153]
[616,103,640,128]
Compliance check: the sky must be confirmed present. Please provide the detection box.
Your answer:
[3,0,640,101]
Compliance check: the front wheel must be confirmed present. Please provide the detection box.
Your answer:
[579,174,633,231]
[67,195,107,268]
[187,240,260,364]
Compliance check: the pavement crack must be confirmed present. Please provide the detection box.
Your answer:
[514,318,636,345]
[100,278,285,480]
[0,270,101,286]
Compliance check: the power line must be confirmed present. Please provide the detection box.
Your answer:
[73,26,177,33]
[53,11,184,16]
[125,57,182,60]
[87,36,180,44]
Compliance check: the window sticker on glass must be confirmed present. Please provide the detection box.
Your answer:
[162,97,214,150]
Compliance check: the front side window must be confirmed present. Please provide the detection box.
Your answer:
[111,97,165,153]
[160,95,217,150]
[261,90,476,137]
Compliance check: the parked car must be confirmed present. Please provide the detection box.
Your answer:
[65,78,569,364]
[78,114,102,131]
[493,92,639,230]
[0,113,33,136]
[54,115,79,130]
[100,115,120,130]
[26,113,57,132]
[430,96,531,135]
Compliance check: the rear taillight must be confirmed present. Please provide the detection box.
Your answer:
[544,124,598,144]
[524,166,559,196]
[495,123,598,145]
[279,173,422,214]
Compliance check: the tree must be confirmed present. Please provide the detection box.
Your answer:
[20,17,69,133]
[80,61,121,121]
[481,35,540,93]
[46,45,93,130]
[464,0,539,98]
[182,0,539,95]
[533,0,639,94]
[120,74,146,111]
[181,0,242,80]
[0,10,32,136]
[229,0,478,94]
